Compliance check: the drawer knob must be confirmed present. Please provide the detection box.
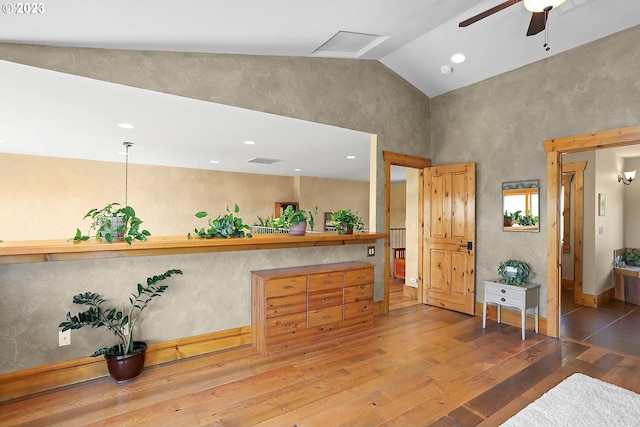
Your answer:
[323,298,331,302]
[283,323,294,328]
[501,289,506,293]
[284,304,294,308]
[323,280,332,285]
[284,285,294,289]
[358,275,366,280]
[357,292,365,296]
[501,297,506,302]
[323,315,332,320]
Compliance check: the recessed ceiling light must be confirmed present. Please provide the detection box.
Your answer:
[210,160,219,164]
[451,53,466,64]
[118,123,135,129]
[440,65,454,75]
[346,155,356,159]
[294,168,302,172]
[244,140,255,145]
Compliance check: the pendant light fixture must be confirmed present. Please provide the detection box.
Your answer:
[123,141,133,206]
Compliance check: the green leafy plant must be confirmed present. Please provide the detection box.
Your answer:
[331,209,365,234]
[73,202,151,245]
[308,206,318,231]
[275,205,307,229]
[497,259,530,286]
[59,269,183,356]
[188,204,252,239]
[623,249,640,266]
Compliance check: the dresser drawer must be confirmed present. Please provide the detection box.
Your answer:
[265,276,307,298]
[308,306,343,328]
[344,300,373,320]
[308,272,343,293]
[344,268,374,286]
[485,282,524,307]
[344,283,374,303]
[266,294,307,318]
[265,312,307,338]
[308,290,343,310]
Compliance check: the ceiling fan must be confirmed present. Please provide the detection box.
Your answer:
[459,0,566,37]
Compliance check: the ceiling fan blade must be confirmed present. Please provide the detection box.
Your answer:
[459,0,522,27]
[526,10,547,36]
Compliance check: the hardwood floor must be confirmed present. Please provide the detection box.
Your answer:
[2,304,640,427]
[389,278,419,311]
[561,288,640,358]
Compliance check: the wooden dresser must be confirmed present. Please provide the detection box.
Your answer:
[251,262,374,355]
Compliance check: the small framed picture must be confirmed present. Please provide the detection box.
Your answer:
[598,193,606,216]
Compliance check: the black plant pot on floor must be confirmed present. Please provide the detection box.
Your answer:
[104,341,147,384]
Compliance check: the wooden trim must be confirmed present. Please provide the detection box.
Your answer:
[561,278,574,290]
[382,151,431,313]
[562,161,587,305]
[0,232,387,265]
[0,326,251,403]
[403,284,418,299]
[544,125,640,338]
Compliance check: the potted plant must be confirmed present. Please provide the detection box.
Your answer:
[73,202,151,245]
[275,205,308,235]
[59,269,183,383]
[331,209,365,234]
[503,210,514,227]
[497,259,530,285]
[188,204,252,239]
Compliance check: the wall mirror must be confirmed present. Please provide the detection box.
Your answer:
[502,179,539,232]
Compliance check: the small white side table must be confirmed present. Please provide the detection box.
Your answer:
[482,280,540,340]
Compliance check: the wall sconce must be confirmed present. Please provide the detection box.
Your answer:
[618,170,636,185]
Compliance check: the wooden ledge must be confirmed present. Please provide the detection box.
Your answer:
[0,232,387,264]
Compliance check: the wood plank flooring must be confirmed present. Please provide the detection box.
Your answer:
[561,289,640,358]
[389,278,419,311]
[2,304,640,427]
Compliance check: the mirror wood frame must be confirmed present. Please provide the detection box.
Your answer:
[544,125,640,338]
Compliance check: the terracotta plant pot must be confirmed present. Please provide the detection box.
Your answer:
[104,341,147,384]
[338,226,354,234]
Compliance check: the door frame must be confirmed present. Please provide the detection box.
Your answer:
[383,151,431,313]
[544,125,640,337]
[562,161,587,305]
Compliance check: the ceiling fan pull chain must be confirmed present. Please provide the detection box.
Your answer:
[543,8,550,51]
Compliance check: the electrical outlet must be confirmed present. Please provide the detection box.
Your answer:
[367,246,375,257]
[59,329,71,346]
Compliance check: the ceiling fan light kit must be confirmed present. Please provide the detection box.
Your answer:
[523,0,566,13]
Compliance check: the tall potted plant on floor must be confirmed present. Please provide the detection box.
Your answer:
[59,269,183,383]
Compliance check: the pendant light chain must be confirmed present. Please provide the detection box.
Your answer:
[123,142,133,207]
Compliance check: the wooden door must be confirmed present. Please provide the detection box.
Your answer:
[423,163,476,315]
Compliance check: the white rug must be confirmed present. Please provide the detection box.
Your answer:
[500,373,640,427]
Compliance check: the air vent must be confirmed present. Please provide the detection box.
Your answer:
[312,31,389,58]
[247,157,282,165]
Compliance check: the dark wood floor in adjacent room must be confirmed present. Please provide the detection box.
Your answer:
[2,303,640,427]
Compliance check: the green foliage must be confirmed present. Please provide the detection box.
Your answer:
[331,209,365,234]
[275,205,307,229]
[73,202,151,245]
[59,269,183,356]
[497,259,530,286]
[623,249,640,266]
[188,204,252,239]
[308,206,318,231]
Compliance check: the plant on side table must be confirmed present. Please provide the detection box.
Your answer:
[188,203,252,239]
[73,202,151,245]
[275,205,308,236]
[59,269,183,383]
[331,209,365,234]
[497,259,530,286]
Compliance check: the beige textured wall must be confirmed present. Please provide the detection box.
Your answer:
[430,25,640,315]
[296,176,370,231]
[0,43,428,373]
[0,153,297,240]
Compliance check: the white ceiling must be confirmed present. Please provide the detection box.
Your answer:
[1,0,639,181]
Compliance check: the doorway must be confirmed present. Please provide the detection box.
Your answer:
[544,125,640,338]
[383,151,430,313]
